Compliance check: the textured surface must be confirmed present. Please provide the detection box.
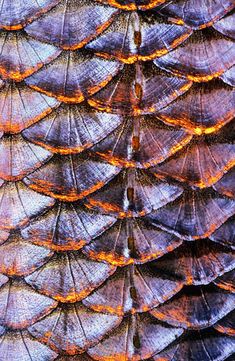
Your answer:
[0,0,234,360]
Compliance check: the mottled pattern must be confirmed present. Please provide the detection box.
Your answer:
[0,0,234,360]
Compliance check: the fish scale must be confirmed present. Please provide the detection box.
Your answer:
[0,0,234,360]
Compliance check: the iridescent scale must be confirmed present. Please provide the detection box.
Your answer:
[0,0,234,360]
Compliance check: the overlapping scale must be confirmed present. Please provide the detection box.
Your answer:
[92,116,192,168]
[210,216,235,249]
[25,0,118,50]
[97,0,167,11]
[221,65,235,86]
[0,81,60,134]
[154,29,235,82]
[0,234,53,276]
[214,311,235,336]
[213,10,235,39]
[146,190,235,240]
[88,63,192,115]
[0,330,58,361]
[213,167,235,198]
[83,218,182,266]
[83,263,183,314]
[28,304,121,354]
[151,285,235,329]
[23,104,122,154]
[0,274,8,288]
[156,79,235,134]
[25,252,116,302]
[0,79,4,95]
[0,134,52,181]
[152,141,235,188]
[0,0,234,358]
[24,154,121,201]
[0,31,61,82]
[152,239,235,285]
[0,0,61,30]
[213,269,235,293]
[159,0,235,29]
[0,324,5,336]
[0,279,57,329]
[86,11,192,63]
[0,230,10,246]
[153,329,235,361]
[88,313,183,361]
[21,202,116,251]
[25,51,122,103]
[86,169,183,217]
[0,182,55,230]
